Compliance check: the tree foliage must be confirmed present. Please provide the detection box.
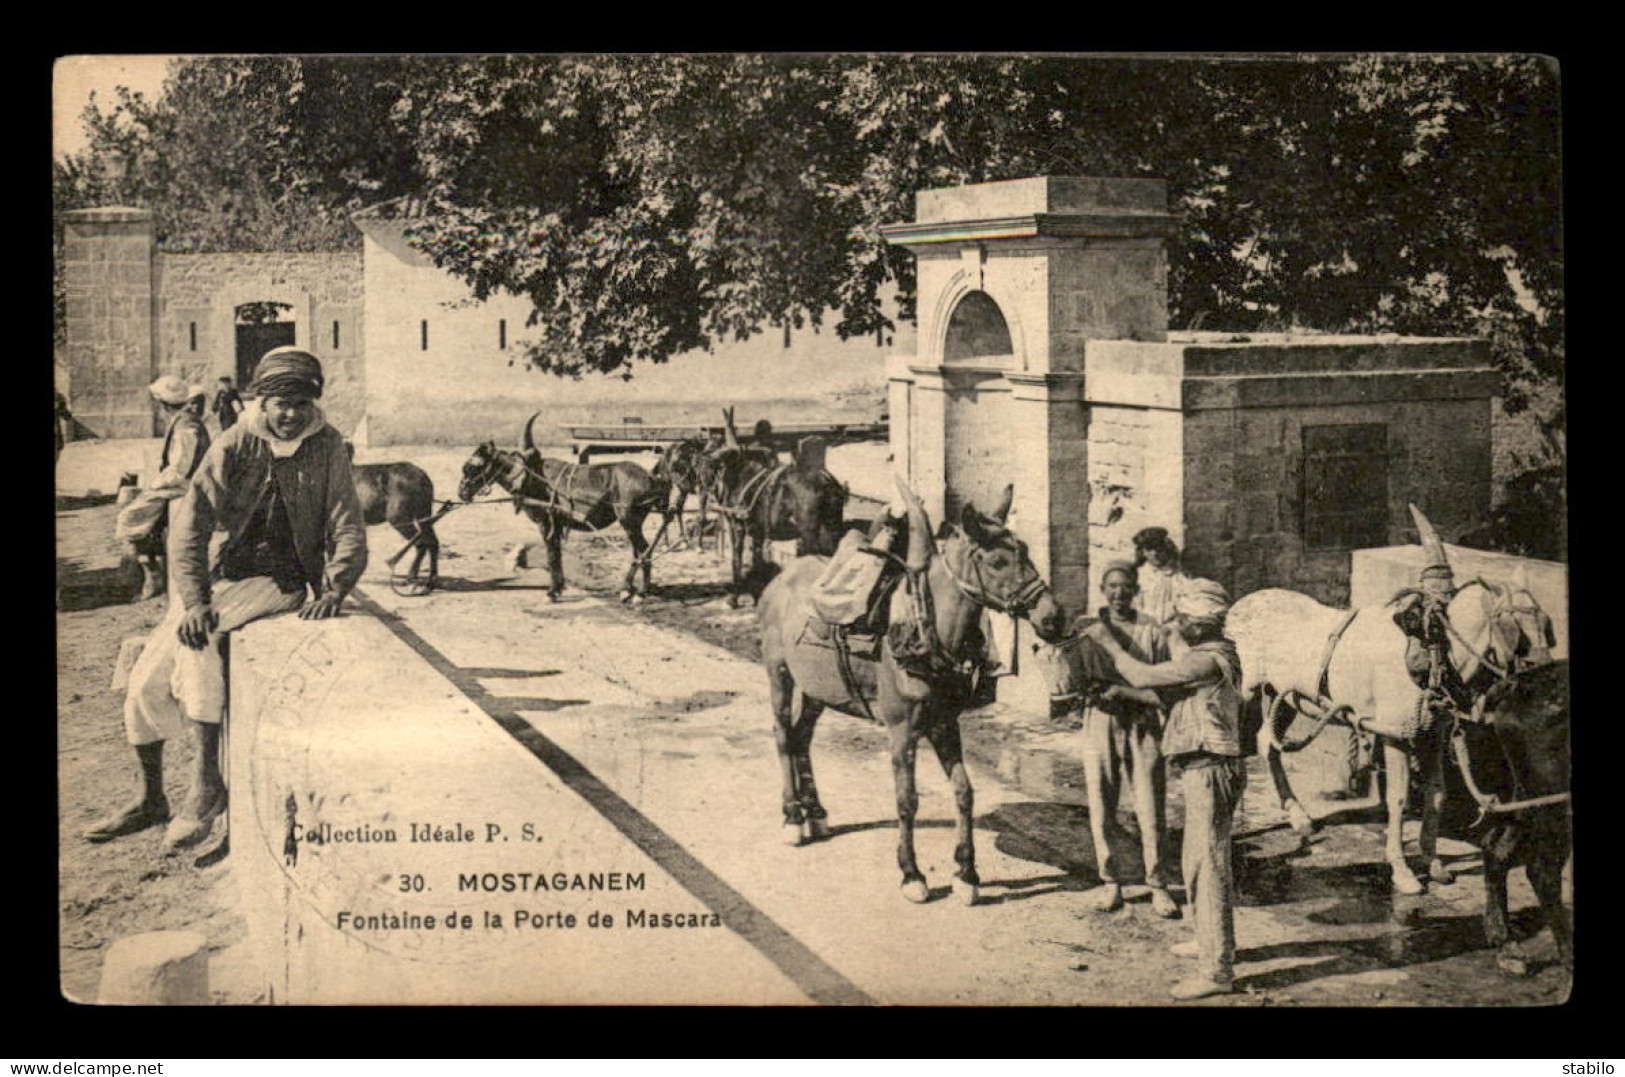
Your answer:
[56,54,1562,458]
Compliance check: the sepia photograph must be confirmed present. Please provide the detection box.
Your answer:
[53,52,1568,1007]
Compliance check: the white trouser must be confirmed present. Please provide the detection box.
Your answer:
[123,576,306,745]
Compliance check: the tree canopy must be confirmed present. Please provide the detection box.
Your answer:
[56,53,1562,454]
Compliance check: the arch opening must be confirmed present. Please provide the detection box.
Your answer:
[234,300,297,388]
[943,290,1014,366]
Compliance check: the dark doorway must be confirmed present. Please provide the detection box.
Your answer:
[235,302,296,389]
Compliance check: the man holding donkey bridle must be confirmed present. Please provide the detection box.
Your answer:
[1087,578,1246,1000]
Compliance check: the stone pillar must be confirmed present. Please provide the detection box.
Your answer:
[904,365,951,525]
[1004,373,1088,615]
[881,175,1177,615]
[62,207,157,437]
[881,176,1177,708]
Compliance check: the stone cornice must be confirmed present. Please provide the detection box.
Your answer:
[881,211,1179,250]
[1006,370,1085,402]
[1180,368,1500,410]
[1004,371,1084,387]
[64,206,152,224]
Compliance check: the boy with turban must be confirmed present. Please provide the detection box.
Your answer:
[1086,576,1245,1000]
[86,348,367,850]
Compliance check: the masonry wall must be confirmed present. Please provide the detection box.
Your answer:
[360,225,901,446]
[1084,404,1184,609]
[1083,336,1496,609]
[942,372,1020,515]
[154,252,366,437]
[61,210,158,437]
[1179,397,1493,607]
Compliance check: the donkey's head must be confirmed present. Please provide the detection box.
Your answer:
[785,468,848,557]
[1451,574,1557,683]
[1485,575,1557,672]
[899,479,1067,644]
[458,441,506,503]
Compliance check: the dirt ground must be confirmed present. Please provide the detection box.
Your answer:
[56,439,1572,1007]
[57,493,255,1004]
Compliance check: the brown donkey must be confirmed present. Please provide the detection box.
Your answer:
[758,479,1066,904]
[350,445,441,593]
[458,436,668,603]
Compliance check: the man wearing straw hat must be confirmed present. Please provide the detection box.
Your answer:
[85,348,367,849]
[1087,576,1246,1000]
[114,375,211,600]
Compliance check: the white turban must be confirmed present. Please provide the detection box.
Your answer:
[148,375,189,406]
[1173,577,1230,624]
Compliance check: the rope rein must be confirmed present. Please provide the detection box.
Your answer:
[464,448,682,567]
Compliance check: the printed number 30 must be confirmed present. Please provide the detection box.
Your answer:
[399,874,426,892]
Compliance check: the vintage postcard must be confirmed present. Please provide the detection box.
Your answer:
[54,53,1568,1006]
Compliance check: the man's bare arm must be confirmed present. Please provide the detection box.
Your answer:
[1087,623,1221,688]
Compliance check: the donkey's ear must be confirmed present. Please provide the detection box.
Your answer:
[990,484,1014,525]
[960,502,990,544]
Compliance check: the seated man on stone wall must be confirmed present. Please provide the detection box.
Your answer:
[85,348,368,850]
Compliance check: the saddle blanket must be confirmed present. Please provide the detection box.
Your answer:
[809,528,889,627]
[797,618,883,661]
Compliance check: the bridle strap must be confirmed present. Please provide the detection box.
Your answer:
[937,537,1051,618]
[1438,580,1515,681]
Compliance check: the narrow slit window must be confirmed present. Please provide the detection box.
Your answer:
[188,322,197,352]
[421,320,429,351]
[332,321,341,350]
[499,319,507,350]
[782,323,792,349]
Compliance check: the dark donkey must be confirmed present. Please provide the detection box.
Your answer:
[1444,660,1571,976]
[708,415,846,607]
[758,479,1066,904]
[458,419,669,603]
[653,435,721,549]
[349,444,441,593]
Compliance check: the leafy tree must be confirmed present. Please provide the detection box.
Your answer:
[56,53,1563,474]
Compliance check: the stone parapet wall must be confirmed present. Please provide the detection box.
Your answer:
[229,611,747,1004]
[1084,336,1496,608]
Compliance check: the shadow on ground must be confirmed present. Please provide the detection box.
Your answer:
[57,560,138,612]
[426,576,565,594]
[56,493,117,512]
[648,582,737,604]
